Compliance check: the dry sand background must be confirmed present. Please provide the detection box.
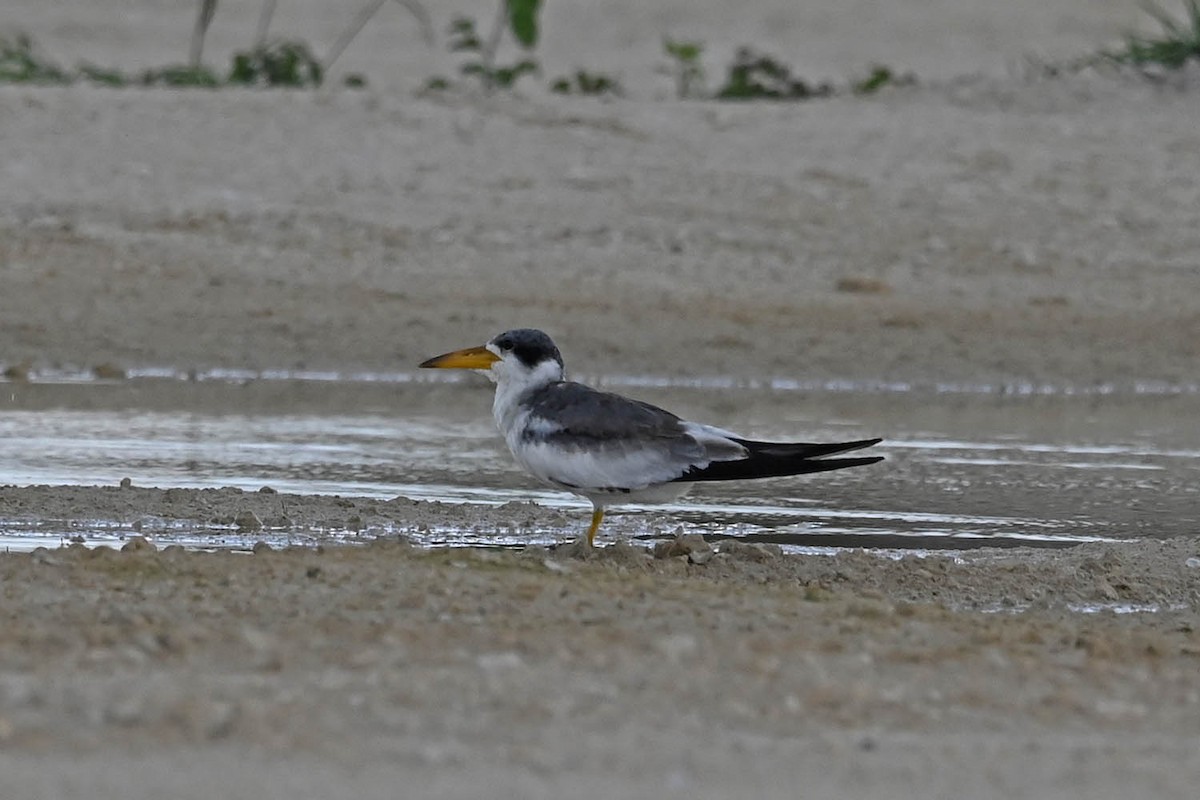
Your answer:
[2,0,1200,797]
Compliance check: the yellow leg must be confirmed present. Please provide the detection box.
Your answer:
[585,507,605,548]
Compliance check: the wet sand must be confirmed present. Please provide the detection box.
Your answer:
[2,533,1200,799]
[3,0,1200,797]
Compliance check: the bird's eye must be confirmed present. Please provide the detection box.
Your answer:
[496,339,513,352]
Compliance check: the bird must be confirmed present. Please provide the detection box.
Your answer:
[419,328,882,547]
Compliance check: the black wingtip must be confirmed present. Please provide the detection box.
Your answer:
[804,455,884,472]
[676,446,884,483]
[729,436,883,461]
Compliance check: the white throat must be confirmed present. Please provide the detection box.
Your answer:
[490,357,563,433]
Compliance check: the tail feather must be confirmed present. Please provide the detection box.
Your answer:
[675,437,883,483]
[730,437,881,460]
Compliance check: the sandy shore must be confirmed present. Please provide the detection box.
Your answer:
[3,0,1200,796]
[1,524,1199,799]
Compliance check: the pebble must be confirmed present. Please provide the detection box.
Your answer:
[29,547,60,566]
[92,362,127,380]
[174,698,239,741]
[240,626,282,671]
[121,535,157,554]
[654,632,699,663]
[85,545,117,560]
[477,651,524,672]
[542,558,571,574]
[1094,576,1120,601]
[159,544,188,560]
[716,540,782,561]
[653,532,713,561]
[234,510,263,531]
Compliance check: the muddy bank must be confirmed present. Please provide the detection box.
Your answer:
[1,483,1198,611]
[2,535,1200,800]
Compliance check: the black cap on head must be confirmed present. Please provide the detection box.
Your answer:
[489,329,564,370]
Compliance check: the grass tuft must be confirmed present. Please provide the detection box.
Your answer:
[140,65,222,88]
[1109,0,1200,69]
[853,64,916,95]
[715,47,832,101]
[550,69,622,96]
[661,38,706,98]
[0,33,70,83]
[228,40,323,87]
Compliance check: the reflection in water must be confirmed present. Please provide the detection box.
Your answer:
[1,381,1198,552]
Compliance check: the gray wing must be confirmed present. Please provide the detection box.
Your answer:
[514,382,746,491]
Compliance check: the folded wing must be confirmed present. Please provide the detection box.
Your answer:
[515,383,740,491]
[672,435,883,482]
[515,382,882,491]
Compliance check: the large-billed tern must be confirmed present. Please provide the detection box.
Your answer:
[420,329,882,547]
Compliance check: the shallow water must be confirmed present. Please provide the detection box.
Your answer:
[2,375,1198,551]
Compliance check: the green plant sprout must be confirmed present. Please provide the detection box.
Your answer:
[852,64,916,94]
[715,47,832,100]
[0,34,69,83]
[661,38,706,98]
[76,63,129,87]
[427,3,545,93]
[550,69,622,96]
[228,40,323,87]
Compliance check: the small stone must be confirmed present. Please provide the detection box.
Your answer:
[718,540,783,561]
[368,534,411,551]
[654,633,698,663]
[92,362,127,380]
[603,540,651,565]
[258,486,277,494]
[121,535,156,554]
[1094,577,1120,601]
[803,582,836,602]
[172,699,238,741]
[29,547,59,565]
[251,541,273,555]
[104,696,146,725]
[240,626,282,671]
[119,477,133,489]
[653,532,713,560]
[836,277,891,294]
[556,537,595,559]
[2,362,31,382]
[477,651,524,672]
[234,510,263,531]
